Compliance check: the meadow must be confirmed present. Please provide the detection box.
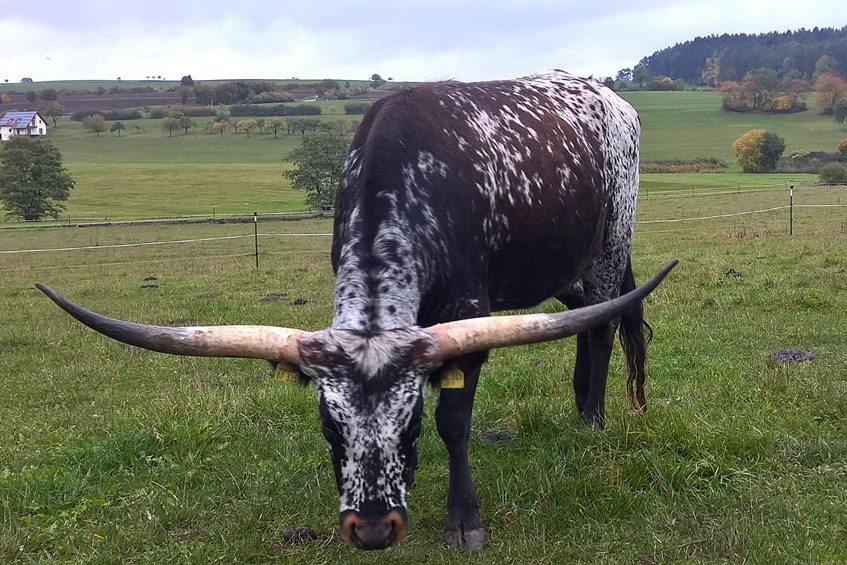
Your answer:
[1,88,847,562]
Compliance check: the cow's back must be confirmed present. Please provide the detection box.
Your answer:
[331,71,640,329]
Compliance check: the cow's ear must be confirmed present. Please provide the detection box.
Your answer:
[270,361,311,386]
[405,333,442,372]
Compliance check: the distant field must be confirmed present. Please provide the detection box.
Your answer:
[1,78,381,93]
[0,88,841,224]
[621,90,847,166]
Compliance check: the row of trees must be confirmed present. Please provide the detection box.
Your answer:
[718,70,847,114]
[77,110,360,138]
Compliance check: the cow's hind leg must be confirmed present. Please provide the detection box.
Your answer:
[560,289,620,429]
[574,321,618,428]
[435,351,487,550]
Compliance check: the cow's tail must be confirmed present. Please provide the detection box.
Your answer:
[618,256,652,411]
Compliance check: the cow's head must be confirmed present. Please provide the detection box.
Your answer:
[34,259,676,550]
[297,328,438,548]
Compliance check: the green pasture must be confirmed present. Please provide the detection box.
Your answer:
[3,87,845,223]
[623,90,847,166]
[1,187,846,562]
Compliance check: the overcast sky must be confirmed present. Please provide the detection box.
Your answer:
[2,1,844,84]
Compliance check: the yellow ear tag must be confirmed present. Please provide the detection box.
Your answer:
[440,365,465,389]
[274,361,300,384]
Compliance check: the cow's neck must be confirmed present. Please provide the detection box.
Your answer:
[332,209,423,333]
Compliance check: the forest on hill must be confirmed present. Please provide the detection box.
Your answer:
[637,26,847,86]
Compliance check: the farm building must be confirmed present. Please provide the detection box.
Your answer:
[0,111,48,141]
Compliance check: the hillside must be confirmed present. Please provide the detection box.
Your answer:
[639,26,847,85]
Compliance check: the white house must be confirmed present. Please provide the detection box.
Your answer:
[0,111,48,141]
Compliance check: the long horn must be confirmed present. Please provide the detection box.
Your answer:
[35,283,305,365]
[427,259,678,361]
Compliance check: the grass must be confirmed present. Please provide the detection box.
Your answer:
[2,187,846,562]
[1,88,847,562]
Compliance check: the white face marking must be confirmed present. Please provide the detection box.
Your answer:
[299,329,437,515]
[316,372,425,512]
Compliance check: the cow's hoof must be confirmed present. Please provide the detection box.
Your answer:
[580,411,606,429]
[445,527,486,550]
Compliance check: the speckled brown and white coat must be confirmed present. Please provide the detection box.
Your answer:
[298,70,646,550]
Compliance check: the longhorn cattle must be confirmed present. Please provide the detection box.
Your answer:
[37,70,677,551]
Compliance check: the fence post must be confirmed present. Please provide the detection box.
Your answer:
[789,185,794,236]
[253,212,259,269]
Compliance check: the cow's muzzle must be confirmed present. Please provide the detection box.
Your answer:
[339,509,408,550]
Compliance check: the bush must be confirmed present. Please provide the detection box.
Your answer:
[344,102,371,115]
[733,129,786,172]
[229,103,322,117]
[98,109,143,121]
[148,106,216,119]
[819,163,847,184]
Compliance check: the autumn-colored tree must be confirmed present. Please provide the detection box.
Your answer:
[0,93,10,104]
[814,72,847,114]
[208,121,228,137]
[839,139,847,159]
[719,81,746,111]
[733,129,785,172]
[236,119,257,137]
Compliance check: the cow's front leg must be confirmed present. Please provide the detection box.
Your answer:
[435,352,486,550]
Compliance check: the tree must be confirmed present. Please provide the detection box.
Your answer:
[814,72,847,114]
[839,139,847,159]
[161,116,179,136]
[110,121,126,136]
[285,131,351,209]
[24,90,37,103]
[834,97,847,125]
[732,129,785,172]
[177,116,195,134]
[632,65,651,89]
[0,136,74,220]
[208,120,228,137]
[39,88,58,101]
[268,118,285,138]
[82,114,108,136]
[615,68,632,82]
[236,119,257,137]
[759,131,786,171]
[41,102,65,126]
